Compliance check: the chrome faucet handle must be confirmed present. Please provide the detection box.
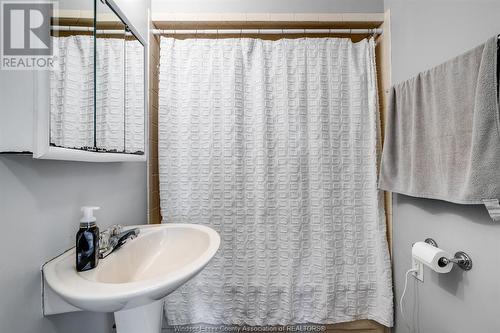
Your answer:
[99,225,123,257]
[108,224,123,236]
[99,225,138,259]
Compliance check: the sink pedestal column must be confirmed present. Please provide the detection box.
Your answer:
[114,300,164,333]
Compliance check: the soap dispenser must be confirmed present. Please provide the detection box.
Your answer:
[76,206,100,272]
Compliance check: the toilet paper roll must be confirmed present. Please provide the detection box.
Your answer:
[412,241,453,273]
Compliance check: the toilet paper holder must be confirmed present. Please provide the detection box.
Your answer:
[424,238,473,271]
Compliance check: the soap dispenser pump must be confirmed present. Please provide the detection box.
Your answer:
[76,206,100,272]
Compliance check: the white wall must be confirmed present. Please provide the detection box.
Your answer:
[152,0,384,13]
[0,156,147,333]
[384,0,500,332]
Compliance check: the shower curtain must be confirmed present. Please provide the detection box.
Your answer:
[158,37,393,327]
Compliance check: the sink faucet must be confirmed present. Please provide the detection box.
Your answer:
[99,225,140,259]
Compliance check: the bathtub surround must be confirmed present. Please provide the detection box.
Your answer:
[158,37,392,326]
[379,36,500,215]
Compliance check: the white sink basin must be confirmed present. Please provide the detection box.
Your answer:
[43,224,220,333]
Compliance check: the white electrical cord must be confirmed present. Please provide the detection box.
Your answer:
[400,268,418,332]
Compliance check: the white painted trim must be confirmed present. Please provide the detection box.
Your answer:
[152,12,385,23]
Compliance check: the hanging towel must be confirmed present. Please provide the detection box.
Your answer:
[379,36,500,220]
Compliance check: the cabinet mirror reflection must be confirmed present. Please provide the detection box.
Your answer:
[124,29,145,154]
[50,1,94,150]
[49,0,145,155]
[95,0,126,152]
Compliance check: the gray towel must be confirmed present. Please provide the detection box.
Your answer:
[379,36,500,220]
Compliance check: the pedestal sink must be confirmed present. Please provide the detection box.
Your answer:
[43,224,220,333]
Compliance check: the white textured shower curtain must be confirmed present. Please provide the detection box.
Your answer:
[158,37,393,327]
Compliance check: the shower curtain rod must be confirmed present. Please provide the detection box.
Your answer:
[151,28,383,35]
[51,25,385,36]
[51,26,132,35]
[50,26,500,39]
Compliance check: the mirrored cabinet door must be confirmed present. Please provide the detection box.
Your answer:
[46,0,146,159]
[50,1,95,151]
[124,28,145,154]
[95,0,126,152]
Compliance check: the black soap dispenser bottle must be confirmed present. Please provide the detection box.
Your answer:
[76,206,100,272]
